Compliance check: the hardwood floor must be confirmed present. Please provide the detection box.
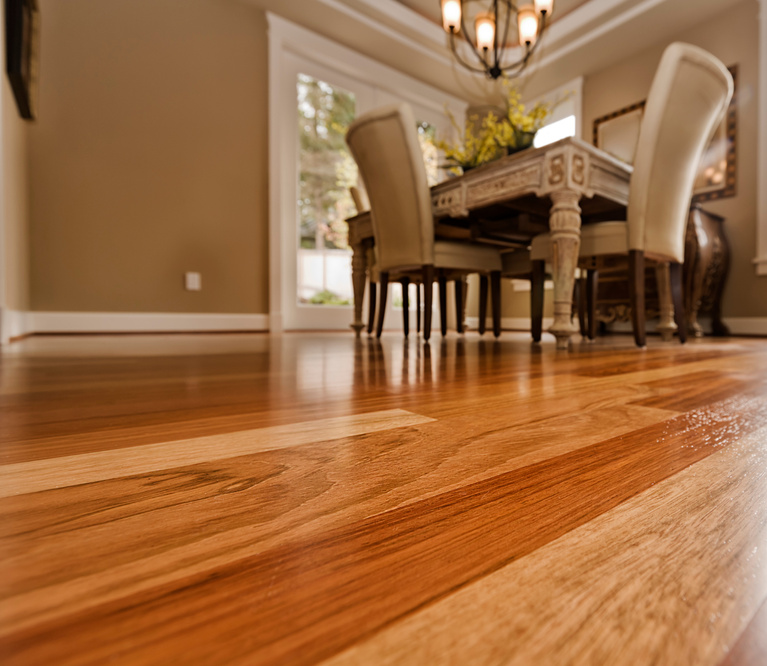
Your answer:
[1,331,766,665]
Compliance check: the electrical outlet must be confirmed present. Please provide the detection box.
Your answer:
[185,272,202,291]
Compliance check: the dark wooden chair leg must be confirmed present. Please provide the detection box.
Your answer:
[401,277,410,337]
[669,261,688,344]
[454,279,464,334]
[376,271,389,339]
[491,270,502,338]
[574,277,586,337]
[438,272,448,336]
[628,250,646,347]
[422,266,434,341]
[416,282,421,334]
[478,275,488,336]
[367,281,377,335]
[587,269,599,340]
[531,260,545,342]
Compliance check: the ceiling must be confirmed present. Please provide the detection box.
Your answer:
[243,0,748,103]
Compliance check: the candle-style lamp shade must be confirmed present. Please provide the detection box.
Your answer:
[517,5,539,46]
[534,0,554,15]
[441,0,462,32]
[475,13,496,52]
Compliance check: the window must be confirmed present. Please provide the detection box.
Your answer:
[534,114,576,148]
[528,77,583,147]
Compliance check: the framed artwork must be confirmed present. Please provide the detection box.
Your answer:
[592,101,645,165]
[692,65,737,202]
[4,0,40,120]
[592,65,737,202]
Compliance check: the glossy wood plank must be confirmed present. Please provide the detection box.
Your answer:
[2,333,767,665]
[327,423,767,666]
[3,390,765,664]
[0,399,675,635]
[0,409,435,498]
[721,598,767,666]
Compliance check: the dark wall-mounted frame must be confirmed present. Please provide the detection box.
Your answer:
[692,65,737,203]
[4,0,40,120]
[592,100,646,165]
[592,65,738,203]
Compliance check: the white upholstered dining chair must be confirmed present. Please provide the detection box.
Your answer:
[346,103,503,340]
[531,42,733,347]
[350,185,424,336]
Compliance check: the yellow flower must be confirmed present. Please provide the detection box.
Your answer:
[435,107,504,170]
[495,78,550,151]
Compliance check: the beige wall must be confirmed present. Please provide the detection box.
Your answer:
[581,0,765,319]
[29,0,269,314]
[1,22,30,311]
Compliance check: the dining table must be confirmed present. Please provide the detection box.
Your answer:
[346,136,672,349]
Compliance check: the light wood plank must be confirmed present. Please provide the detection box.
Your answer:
[325,424,767,666]
[0,409,435,498]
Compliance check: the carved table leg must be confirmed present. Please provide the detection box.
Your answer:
[655,262,678,342]
[350,239,368,337]
[548,190,582,350]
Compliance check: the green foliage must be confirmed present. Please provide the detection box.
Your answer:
[297,74,357,251]
[308,290,351,306]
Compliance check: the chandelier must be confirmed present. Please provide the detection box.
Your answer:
[440,0,554,79]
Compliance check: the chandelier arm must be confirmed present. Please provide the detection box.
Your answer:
[458,2,492,75]
[499,0,513,72]
[500,57,531,78]
[500,10,547,75]
[449,29,492,75]
[492,0,500,74]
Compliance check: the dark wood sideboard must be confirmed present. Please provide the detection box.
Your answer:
[594,205,730,337]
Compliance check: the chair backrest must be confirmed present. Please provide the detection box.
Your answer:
[349,185,369,214]
[629,42,733,262]
[346,103,434,271]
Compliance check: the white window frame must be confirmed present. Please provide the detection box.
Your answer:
[268,14,466,331]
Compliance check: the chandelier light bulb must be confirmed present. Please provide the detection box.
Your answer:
[534,0,554,15]
[441,0,462,33]
[475,13,496,51]
[517,5,539,46]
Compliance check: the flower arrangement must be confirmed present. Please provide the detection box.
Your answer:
[435,108,503,173]
[496,81,550,153]
[435,81,551,173]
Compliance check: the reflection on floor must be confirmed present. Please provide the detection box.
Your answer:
[1,331,766,665]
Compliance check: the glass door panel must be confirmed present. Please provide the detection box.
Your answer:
[296,74,357,308]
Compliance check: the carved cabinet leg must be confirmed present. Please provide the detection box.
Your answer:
[548,189,582,350]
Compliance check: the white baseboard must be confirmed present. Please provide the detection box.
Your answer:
[0,311,269,343]
[723,317,767,336]
[0,308,33,344]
